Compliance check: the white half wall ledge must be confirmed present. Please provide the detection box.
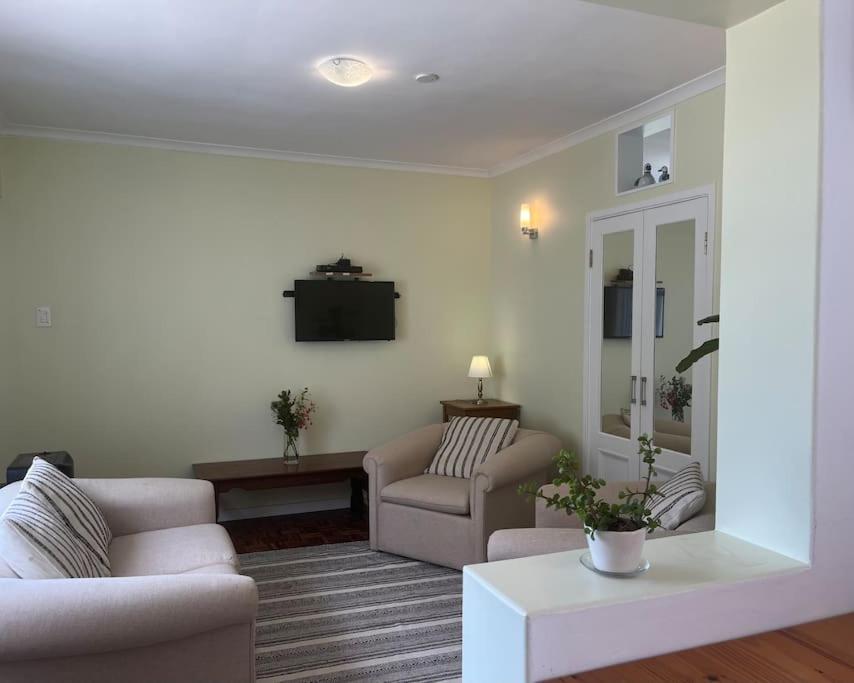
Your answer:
[462,531,807,682]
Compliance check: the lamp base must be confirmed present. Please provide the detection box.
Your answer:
[471,398,488,405]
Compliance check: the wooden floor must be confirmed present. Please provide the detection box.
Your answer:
[222,507,368,553]
[225,512,853,681]
[557,612,854,682]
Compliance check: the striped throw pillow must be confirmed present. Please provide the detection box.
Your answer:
[0,457,111,579]
[0,489,110,579]
[647,461,706,530]
[425,417,519,479]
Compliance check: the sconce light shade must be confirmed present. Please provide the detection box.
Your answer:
[519,203,538,239]
[468,355,493,379]
[520,204,531,233]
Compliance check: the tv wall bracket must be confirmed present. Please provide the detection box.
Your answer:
[282,289,400,299]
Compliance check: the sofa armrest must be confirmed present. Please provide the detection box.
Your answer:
[472,431,561,496]
[76,478,215,536]
[0,574,257,663]
[363,423,444,492]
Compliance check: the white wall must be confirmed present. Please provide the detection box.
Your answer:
[715,0,819,562]
[0,138,491,512]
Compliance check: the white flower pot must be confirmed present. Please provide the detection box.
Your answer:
[586,528,647,573]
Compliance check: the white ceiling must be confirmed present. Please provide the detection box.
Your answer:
[0,0,726,174]
[583,0,784,28]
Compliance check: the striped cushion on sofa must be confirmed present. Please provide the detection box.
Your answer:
[425,416,518,479]
[0,488,110,579]
[0,457,111,579]
[647,461,706,530]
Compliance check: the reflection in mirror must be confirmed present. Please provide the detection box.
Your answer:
[617,113,673,194]
[600,230,634,437]
[653,220,695,455]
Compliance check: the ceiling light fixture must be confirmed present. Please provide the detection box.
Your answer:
[415,73,440,84]
[317,57,373,87]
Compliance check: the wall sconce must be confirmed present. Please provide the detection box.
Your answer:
[520,203,538,239]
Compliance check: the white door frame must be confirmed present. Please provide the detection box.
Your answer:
[582,184,717,477]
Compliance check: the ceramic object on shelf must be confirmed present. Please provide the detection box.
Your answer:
[580,551,650,578]
[586,527,647,573]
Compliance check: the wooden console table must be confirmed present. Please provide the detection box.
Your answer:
[193,451,367,522]
[440,399,521,423]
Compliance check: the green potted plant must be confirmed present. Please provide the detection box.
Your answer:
[271,388,316,464]
[520,435,662,573]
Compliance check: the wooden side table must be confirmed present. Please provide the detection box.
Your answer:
[440,399,521,423]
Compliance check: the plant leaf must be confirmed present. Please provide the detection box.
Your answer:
[676,338,719,373]
[697,314,719,326]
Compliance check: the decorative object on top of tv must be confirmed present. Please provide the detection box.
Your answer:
[676,314,720,372]
[520,435,663,575]
[467,355,492,405]
[656,374,692,422]
[271,388,316,464]
[315,254,364,275]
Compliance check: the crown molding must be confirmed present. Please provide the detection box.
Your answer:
[0,67,723,180]
[0,123,491,178]
[488,66,725,177]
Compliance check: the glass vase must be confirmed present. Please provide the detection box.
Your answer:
[284,433,299,464]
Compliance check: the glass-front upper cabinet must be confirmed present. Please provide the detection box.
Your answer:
[616,113,673,195]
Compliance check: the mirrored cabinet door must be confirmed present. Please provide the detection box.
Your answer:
[586,195,713,482]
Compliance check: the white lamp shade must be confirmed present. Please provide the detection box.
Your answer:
[468,355,493,379]
[520,203,531,230]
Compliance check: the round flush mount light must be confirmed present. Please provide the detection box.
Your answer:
[317,57,373,87]
[414,72,440,84]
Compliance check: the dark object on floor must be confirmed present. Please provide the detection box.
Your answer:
[223,508,368,553]
[7,451,74,483]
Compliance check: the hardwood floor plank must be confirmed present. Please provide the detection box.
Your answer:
[559,614,854,683]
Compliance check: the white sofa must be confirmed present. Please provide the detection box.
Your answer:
[0,478,257,683]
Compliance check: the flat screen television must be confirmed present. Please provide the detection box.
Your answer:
[294,280,396,341]
[603,285,665,339]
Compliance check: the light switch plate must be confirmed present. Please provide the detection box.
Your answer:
[35,306,51,327]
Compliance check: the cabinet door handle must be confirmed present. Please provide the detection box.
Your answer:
[630,375,637,404]
[641,376,648,406]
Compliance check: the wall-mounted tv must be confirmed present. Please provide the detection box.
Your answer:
[294,280,396,341]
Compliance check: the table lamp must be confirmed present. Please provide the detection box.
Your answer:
[468,355,492,405]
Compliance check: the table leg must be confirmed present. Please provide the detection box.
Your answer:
[350,476,365,518]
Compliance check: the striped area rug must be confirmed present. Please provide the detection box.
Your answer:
[240,541,462,682]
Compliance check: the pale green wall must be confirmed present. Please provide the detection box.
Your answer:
[0,138,491,481]
[716,0,819,562]
[0,86,725,493]
[0,151,13,462]
[489,87,724,473]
